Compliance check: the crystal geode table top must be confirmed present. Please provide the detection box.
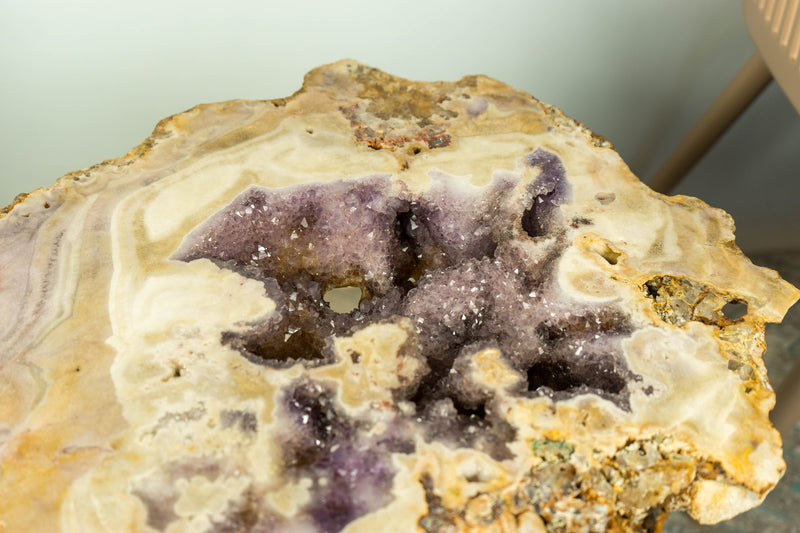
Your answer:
[0,60,798,533]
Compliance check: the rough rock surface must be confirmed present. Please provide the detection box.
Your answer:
[0,60,798,533]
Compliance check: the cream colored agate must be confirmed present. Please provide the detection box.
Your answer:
[0,60,797,533]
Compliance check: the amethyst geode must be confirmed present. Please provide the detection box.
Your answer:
[0,60,798,533]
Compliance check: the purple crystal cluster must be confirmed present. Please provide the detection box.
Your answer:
[281,381,412,532]
[175,150,637,532]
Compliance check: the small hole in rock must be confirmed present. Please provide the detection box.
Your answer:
[454,400,487,421]
[411,146,422,155]
[529,358,628,396]
[584,239,621,265]
[594,192,615,205]
[43,202,50,209]
[461,464,490,483]
[521,202,546,238]
[598,244,620,265]
[722,300,748,321]
[527,360,582,392]
[392,210,426,292]
[236,327,325,366]
[306,128,314,135]
[323,286,363,314]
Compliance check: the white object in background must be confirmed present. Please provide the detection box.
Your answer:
[745,0,800,114]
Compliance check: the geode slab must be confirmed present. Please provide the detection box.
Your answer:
[1,60,797,533]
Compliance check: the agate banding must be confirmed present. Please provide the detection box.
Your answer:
[1,60,798,533]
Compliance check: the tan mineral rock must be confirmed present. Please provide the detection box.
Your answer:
[1,60,798,533]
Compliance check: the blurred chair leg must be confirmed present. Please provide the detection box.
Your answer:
[772,358,800,437]
[648,52,773,194]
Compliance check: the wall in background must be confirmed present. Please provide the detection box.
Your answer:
[2,0,799,252]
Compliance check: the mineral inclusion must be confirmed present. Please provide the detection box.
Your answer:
[0,60,798,532]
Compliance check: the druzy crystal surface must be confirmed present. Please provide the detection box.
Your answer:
[1,61,798,533]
